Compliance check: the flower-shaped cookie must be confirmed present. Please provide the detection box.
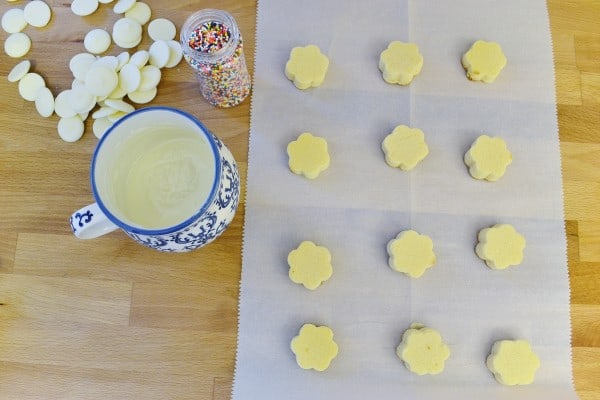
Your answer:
[287,132,330,179]
[476,224,526,270]
[462,40,507,83]
[396,323,450,375]
[387,230,436,278]
[291,323,339,371]
[288,241,333,290]
[382,125,429,171]
[464,135,512,181]
[379,41,423,85]
[487,340,540,385]
[285,45,329,89]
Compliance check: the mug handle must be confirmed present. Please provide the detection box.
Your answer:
[70,203,119,239]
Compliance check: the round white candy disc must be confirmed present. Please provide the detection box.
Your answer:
[112,17,142,49]
[69,52,97,81]
[148,40,170,68]
[147,18,176,41]
[108,84,127,99]
[54,90,77,118]
[165,40,183,68]
[85,65,118,97]
[138,65,161,91]
[2,8,27,33]
[58,116,85,142]
[18,72,45,101]
[113,0,136,14]
[129,50,149,68]
[71,0,99,16]
[99,0,114,3]
[92,106,118,119]
[116,51,130,70]
[84,28,111,54]
[34,86,55,118]
[104,98,135,113]
[71,79,85,90]
[7,59,31,82]
[4,32,31,58]
[93,117,112,139]
[69,84,97,114]
[125,2,151,25]
[127,87,156,104]
[93,55,119,70]
[107,111,128,122]
[118,63,141,93]
[23,0,52,28]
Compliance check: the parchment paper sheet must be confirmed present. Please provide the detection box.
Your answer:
[233,1,577,398]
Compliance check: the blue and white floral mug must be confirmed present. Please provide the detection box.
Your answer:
[70,107,240,252]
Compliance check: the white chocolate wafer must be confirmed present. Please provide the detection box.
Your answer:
[34,86,54,117]
[85,65,118,97]
[58,115,85,142]
[147,18,176,41]
[18,72,45,101]
[148,40,169,68]
[113,0,136,14]
[69,52,97,81]
[2,8,27,33]
[165,40,183,68]
[118,62,141,93]
[71,0,99,17]
[127,87,156,104]
[54,90,77,118]
[84,29,111,54]
[7,59,31,82]
[4,32,31,58]
[125,2,151,25]
[23,0,52,28]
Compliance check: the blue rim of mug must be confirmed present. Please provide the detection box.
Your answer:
[91,106,221,236]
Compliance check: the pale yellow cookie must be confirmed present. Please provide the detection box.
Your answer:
[462,40,507,83]
[379,41,423,85]
[285,45,329,90]
[387,230,436,278]
[396,323,450,375]
[476,224,526,270]
[288,241,333,290]
[287,132,330,179]
[487,340,540,385]
[291,323,339,371]
[464,135,512,181]
[382,125,429,171]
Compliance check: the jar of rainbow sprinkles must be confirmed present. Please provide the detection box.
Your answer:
[181,9,251,108]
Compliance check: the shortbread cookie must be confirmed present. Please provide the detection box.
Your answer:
[476,224,526,270]
[387,230,436,278]
[462,40,507,83]
[487,340,540,385]
[285,45,329,89]
[379,41,423,85]
[464,135,512,181]
[291,324,339,371]
[287,132,330,179]
[396,323,450,375]
[382,125,429,170]
[288,241,333,290]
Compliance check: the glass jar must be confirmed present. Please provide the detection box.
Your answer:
[180,9,251,108]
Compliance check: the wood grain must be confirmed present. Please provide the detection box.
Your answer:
[549,0,600,398]
[0,1,598,399]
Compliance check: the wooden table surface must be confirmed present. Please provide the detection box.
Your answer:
[0,1,598,399]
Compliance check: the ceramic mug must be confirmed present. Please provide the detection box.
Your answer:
[70,106,240,252]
